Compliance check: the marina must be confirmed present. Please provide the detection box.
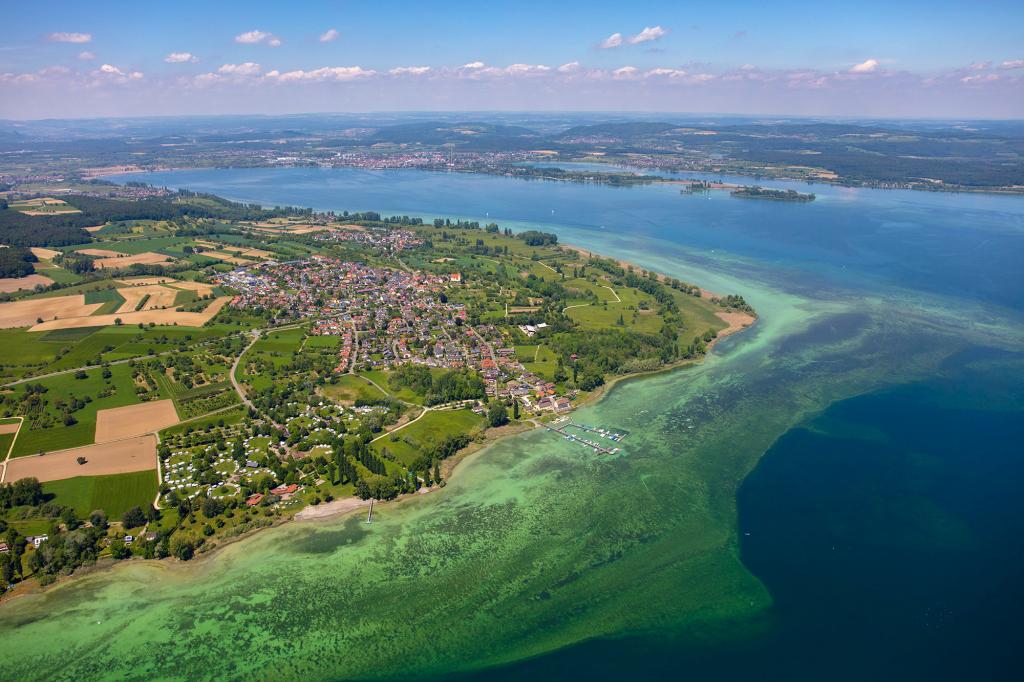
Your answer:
[542,418,626,455]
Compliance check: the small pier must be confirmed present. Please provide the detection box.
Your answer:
[541,420,621,455]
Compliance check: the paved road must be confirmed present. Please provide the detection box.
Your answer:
[230,330,261,411]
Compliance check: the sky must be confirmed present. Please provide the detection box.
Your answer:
[1,0,1022,119]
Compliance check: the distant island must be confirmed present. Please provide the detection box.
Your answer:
[730,186,816,202]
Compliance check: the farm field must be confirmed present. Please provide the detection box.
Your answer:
[28,296,230,331]
[0,295,101,328]
[91,252,175,269]
[0,274,55,293]
[94,399,180,443]
[9,197,81,215]
[4,434,157,482]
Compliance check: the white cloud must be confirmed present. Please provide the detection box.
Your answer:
[1000,59,1024,70]
[849,58,879,73]
[389,66,431,76]
[235,30,270,44]
[320,29,339,43]
[0,72,38,84]
[630,26,667,44]
[600,33,623,49]
[165,52,198,64]
[217,62,262,76]
[557,61,581,73]
[612,66,638,78]
[94,63,143,83]
[504,63,551,75]
[961,73,999,83]
[77,51,96,61]
[461,61,485,69]
[268,37,281,47]
[645,67,686,78]
[268,66,376,83]
[48,32,92,43]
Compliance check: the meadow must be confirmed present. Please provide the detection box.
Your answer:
[41,470,158,519]
[373,408,484,467]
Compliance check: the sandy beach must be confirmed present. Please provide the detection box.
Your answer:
[294,496,370,520]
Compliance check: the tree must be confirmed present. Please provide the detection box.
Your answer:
[89,509,108,530]
[121,506,146,529]
[170,534,195,561]
[109,538,131,559]
[512,399,520,420]
[488,401,509,427]
[114,318,123,326]
[201,497,224,519]
[61,506,79,530]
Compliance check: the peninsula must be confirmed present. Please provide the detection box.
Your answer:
[0,189,753,593]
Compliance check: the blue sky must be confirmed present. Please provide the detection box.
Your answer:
[2,0,1022,119]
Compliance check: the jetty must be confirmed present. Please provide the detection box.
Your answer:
[562,421,627,443]
[540,419,621,455]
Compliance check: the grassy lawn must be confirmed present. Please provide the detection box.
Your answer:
[42,470,158,520]
[373,408,484,467]
[563,277,618,303]
[304,335,340,349]
[254,327,306,353]
[523,344,560,379]
[321,374,386,404]
[359,369,444,405]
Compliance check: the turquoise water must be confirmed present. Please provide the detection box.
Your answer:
[0,167,1020,680]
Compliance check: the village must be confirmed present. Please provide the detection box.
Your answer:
[219,255,577,414]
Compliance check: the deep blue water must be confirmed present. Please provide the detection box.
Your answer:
[115,167,1024,680]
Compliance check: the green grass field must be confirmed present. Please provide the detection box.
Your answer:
[32,261,81,285]
[359,369,435,405]
[253,327,306,353]
[321,374,386,404]
[522,344,560,379]
[68,236,187,256]
[373,408,484,467]
[304,335,340,349]
[0,432,15,459]
[10,363,141,456]
[160,406,245,437]
[42,470,158,520]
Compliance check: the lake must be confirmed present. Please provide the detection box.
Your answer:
[0,167,1021,680]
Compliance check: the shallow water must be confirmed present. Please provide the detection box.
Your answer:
[0,168,1021,680]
